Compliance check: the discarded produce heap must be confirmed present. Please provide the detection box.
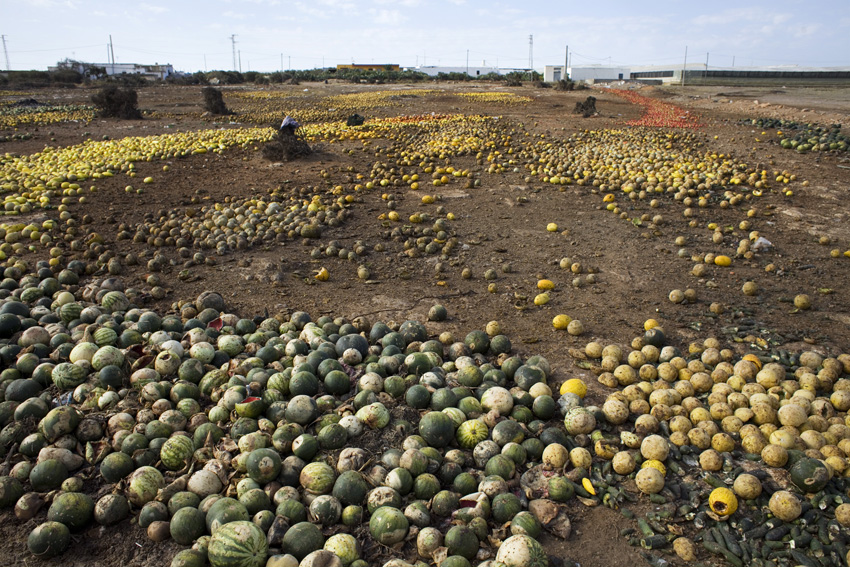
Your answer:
[0,102,96,130]
[1,85,848,567]
[2,261,850,567]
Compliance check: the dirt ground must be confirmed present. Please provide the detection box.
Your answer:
[1,81,849,567]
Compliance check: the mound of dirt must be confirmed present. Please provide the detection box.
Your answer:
[202,87,230,115]
[573,96,597,117]
[262,128,312,162]
[10,98,45,107]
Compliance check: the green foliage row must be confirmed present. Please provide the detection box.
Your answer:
[1,66,566,90]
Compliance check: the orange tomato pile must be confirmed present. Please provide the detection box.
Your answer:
[609,89,702,129]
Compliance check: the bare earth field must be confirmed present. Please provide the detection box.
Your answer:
[0,80,849,567]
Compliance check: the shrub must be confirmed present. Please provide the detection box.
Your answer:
[111,74,148,88]
[504,72,524,87]
[475,73,504,82]
[51,69,84,85]
[204,71,244,85]
[202,87,230,115]
[91,85,142,119]
[436,72,472,82]
[167,73,206,86]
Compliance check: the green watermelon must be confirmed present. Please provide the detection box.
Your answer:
[208,520,268,567]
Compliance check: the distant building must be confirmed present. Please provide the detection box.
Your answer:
[568,66,630,82]
[49,59,174,80]
[408,65,502,77]
[336,64,400,71]
[544,65,567,82]
[630,64,850,86]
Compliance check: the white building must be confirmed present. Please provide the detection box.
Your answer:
[629,64,850,85]
[49,60,174,80]
[544,65,567,82]
[409,65,501,78]
[103,63,174,79]
[568,65,630,82]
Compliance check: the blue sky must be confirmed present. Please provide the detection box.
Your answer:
[3,0,849,72]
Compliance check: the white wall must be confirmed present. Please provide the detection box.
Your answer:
[568,66,630,81]
[544,66,566,82]
[410,66,501,77]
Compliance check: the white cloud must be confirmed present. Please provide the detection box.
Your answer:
[222,10,249,20]
[315,0,357,9]
[793,24,819,38]
[294,2,330,18]
[691,8,764,26]
[294,0,357,18]
[139,3,168,14]
[374,0,420,5]
[221,0,280,5]
[369,8,406,25]
[27,0,75,7]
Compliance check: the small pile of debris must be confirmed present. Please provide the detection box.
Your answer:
[202,87,231,115]
[346,113,365,127]
[10,98,45,107]
[573,96,597,118]
[262,116,312,162]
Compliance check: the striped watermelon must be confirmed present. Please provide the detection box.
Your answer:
[495,534,549,567]
[208,521,268,567]
[101,291,130,313]
[199,369,229,397]
[59,302,83,324]
[456,419,489,450]
[52,362,88,390]
[91,346,124,371]
[160,435,195,471]
[93,327,118,347]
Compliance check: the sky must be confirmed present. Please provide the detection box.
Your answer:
[3,0,849,73]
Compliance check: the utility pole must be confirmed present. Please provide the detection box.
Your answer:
[732,55,735,67]
[528,34,533,71]
[564,44,568,80]
[682,45,687,87]
[230,34,237,71]
[1,35,9,71]
[109,35,115,74]
[238,50,242,73]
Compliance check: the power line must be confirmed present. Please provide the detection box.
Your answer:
[8,43,103,54]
